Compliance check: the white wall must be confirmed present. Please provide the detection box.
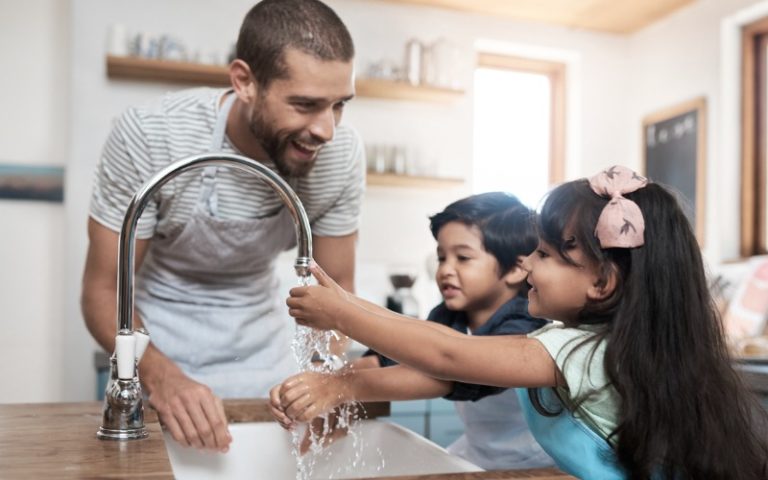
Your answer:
[7,0,746,402]
[627,0,767,265]
[0,0,69,402]
[55,0,632,401]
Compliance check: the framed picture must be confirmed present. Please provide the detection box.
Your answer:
[0,164,64,203]
[642,97,707,245]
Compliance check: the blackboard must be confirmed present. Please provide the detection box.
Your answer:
[642,97,707,245]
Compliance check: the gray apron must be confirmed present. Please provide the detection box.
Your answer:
[448,388,554,470]
[135,92,299,398]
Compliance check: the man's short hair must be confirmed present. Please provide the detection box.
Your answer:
[236,0,355,89]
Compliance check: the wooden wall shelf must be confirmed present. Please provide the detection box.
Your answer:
[366,172,463,188]
[105,55,464,103]
[354,78,464,103]
[104,56,465,189]
[106,55,230,86]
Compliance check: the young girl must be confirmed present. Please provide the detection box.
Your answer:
[285,166,768,479]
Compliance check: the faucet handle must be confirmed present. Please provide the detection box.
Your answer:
[134,327,150,363]
[115,330,137,379]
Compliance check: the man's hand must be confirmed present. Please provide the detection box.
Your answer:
[146,367,232,452]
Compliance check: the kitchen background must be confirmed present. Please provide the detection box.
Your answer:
[0,0,761,404]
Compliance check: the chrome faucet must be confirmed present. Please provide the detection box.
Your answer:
[97,152,313,440]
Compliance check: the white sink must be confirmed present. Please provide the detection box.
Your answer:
[163,419,483,479]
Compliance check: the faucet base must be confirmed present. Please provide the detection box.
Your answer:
[97,426,149,440]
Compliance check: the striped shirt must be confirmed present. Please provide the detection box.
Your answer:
[89,87,365,240]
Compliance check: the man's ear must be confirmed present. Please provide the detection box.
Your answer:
[587,265,618,301]
[229,59,258,103]
[502,256,529,286]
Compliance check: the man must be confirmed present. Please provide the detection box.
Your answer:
[81,0,363,453]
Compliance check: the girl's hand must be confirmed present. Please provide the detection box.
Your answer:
[278,371,351,423]
[287,262,350,331]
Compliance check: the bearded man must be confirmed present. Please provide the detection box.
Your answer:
[82,0,363,453]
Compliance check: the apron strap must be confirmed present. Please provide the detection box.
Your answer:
[199,91,236,216]
[531,387,615,447]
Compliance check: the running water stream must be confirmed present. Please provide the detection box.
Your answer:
[289,274,379,479]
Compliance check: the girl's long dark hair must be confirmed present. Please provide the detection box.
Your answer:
[539,179,768,479]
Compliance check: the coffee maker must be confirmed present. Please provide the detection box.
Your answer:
[386,268,419,317]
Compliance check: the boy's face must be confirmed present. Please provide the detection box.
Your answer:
[435,222,512,314]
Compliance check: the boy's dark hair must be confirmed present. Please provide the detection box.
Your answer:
[236,0,355,89]
[538,178,768,479]
[429,192,537,284]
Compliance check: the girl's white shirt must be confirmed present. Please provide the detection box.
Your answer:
[528,322,620,441]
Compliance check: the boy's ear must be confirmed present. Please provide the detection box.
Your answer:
[229,59,259,103]
[586,265,618,301]
[502,256,529,286]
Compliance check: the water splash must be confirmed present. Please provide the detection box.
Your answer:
[289,273,367,480]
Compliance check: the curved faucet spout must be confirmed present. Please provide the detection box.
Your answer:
[117,152,313,334]
[99,152,312,440]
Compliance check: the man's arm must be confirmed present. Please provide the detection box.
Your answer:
[81,219,151,353]
[312,232,357,293]
[311,232,357,354]
[81,219,232,452]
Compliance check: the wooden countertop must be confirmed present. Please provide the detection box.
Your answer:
[0,400,573,479]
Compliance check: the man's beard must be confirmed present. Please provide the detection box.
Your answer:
[248,109,318,178]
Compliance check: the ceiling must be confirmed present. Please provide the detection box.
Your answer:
[377,0,696,34]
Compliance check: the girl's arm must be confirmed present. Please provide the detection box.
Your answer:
[308,265,466,337]
[288,264,558,389]
[274,365,452,423]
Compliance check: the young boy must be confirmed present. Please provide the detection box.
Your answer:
[271,192,553,470]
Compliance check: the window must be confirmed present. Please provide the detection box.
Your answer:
[472,54,565,207]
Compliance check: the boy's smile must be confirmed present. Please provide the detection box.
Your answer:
[440,283,461,299]
[435,221,518,328]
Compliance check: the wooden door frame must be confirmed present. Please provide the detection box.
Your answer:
[741,17,768,256]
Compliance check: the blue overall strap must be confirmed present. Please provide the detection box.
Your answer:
[516,388,628,479]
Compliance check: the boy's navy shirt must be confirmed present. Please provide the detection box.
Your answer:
[364,296,548,401]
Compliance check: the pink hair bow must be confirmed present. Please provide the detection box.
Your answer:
[588,165,648,248]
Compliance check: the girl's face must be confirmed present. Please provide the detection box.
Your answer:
[521,237,603,323]
[435,222,513,316]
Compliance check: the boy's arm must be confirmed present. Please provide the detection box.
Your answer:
[275,365,452,423]
[345,365,452,402]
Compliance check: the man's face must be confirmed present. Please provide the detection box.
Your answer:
[248,48,355,177]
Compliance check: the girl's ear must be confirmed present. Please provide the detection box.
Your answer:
[587,265,618,301]
[502,256,529,286]
[229,59,259,103]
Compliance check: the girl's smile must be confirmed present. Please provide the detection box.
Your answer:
[522,238,602,323]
